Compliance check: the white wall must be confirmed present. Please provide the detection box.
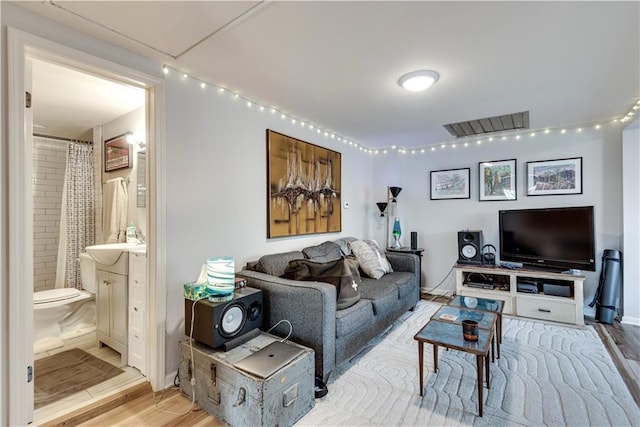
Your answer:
[622,117,640,325]
[101,106,146,240]
[163,69,373,373]
[372,125,624,318]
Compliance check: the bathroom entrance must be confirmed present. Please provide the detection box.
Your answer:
[6,28,166,425]
[29,58,147,422]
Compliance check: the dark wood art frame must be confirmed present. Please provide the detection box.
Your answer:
[104,132,132,172]
[266,129,341,238]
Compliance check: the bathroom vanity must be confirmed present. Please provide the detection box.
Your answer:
[128,249,147,375]
[96,253,129,365]
[87,242,148,371]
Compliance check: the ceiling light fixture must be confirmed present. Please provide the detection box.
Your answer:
[398,70,440,92]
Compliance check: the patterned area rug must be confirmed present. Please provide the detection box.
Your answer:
[300,301,640,426]
[34,348,123,409]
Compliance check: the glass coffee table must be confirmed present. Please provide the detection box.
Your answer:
[414,308,496,417]
[432,305,499,361]
[449,295,504,346]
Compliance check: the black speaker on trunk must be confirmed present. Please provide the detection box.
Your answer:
[457,230,484,264]
[185,287,263,349]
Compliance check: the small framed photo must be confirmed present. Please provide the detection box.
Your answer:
[104,133,132,172]
[527,157,582,196]
[430,168,471,200]
[479,158,517,201]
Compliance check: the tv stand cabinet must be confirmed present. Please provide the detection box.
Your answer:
[454,264,585,326]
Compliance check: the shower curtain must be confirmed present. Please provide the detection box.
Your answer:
[55,142,95,289]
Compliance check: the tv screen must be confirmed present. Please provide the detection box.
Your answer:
[499,206,595,271]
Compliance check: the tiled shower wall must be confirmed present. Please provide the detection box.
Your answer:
[32,136,66,292]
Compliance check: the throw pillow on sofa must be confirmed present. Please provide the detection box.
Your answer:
[302,241,342,262]
[349,239,393,279]
[281,258,361,310]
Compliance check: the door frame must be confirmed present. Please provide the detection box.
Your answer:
[7,27,167,425]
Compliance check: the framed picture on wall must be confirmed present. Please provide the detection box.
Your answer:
[266,129,342,238]
[527,157,583,196]
[430,168,471,200]
[479,158,517,201]
[104,133,132,172]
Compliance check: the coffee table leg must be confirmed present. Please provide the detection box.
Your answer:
[498,314,503,344]
[485,351,490,389]
[476,355,483,417]
[418,341,424,396]
[491,336,495,363]
[433,345,438,373]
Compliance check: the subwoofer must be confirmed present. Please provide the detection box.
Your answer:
[457,230,484,264]
[185,286,263,349]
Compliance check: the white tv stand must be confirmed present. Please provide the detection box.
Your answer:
[454,264,585,326]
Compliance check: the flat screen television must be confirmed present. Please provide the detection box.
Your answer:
[499,206,596,272]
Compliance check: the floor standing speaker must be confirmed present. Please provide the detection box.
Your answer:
[185,287,263,349]
[457,230,484,264]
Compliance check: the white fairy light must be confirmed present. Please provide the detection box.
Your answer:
[200,82,206,89]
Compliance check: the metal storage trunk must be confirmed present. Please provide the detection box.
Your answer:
[179,333,314,426]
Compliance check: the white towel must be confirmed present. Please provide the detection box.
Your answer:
[103,177,128,243]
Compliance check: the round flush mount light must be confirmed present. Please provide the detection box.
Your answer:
[398,70,440,92]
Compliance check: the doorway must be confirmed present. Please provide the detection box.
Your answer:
[31,58,146,423]
[7,28,166,425]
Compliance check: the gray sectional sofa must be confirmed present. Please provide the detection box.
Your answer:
[237,237,421,381]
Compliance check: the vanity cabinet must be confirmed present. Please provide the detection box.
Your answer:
[96,254,128,365]
[128,251,147,375]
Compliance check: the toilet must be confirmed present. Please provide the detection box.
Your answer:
[33,253,98,354]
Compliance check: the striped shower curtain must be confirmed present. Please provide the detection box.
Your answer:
[60,142,95,288]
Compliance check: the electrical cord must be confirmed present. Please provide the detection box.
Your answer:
[267,319,293,342]
[425,262,456,301]
[153,296,208,416]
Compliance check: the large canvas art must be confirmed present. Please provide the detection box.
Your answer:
[267,130,341,238]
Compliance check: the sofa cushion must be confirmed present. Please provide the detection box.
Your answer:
[358,279,399,316]
[349,239,393,279]
[282,258,361,310]
[335,299,374,337]
[256,251,305,276]
[302,241,342,262]
[333,237,358,256]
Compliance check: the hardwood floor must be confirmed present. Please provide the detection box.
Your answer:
[51,297,640,425]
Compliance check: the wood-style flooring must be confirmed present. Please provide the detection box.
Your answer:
[34,333,147,426]
[50,296,640,426]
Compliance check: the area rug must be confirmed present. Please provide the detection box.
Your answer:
[34,348,124,409]
[299,301,640,426]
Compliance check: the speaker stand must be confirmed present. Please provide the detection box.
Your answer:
[220,328,261,352]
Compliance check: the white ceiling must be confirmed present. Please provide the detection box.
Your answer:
[15,0,640,148]
[32,59,145,139]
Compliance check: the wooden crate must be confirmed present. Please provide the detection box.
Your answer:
[179,333,314,426]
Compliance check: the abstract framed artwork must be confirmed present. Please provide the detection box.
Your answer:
[527,157,583,196]
[266,129,341,238]
[479,158,517,201]
[430,168,471,200]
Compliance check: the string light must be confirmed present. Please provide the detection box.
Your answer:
[162,65,637,156]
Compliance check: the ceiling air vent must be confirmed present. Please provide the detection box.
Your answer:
[443,111,529,138]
